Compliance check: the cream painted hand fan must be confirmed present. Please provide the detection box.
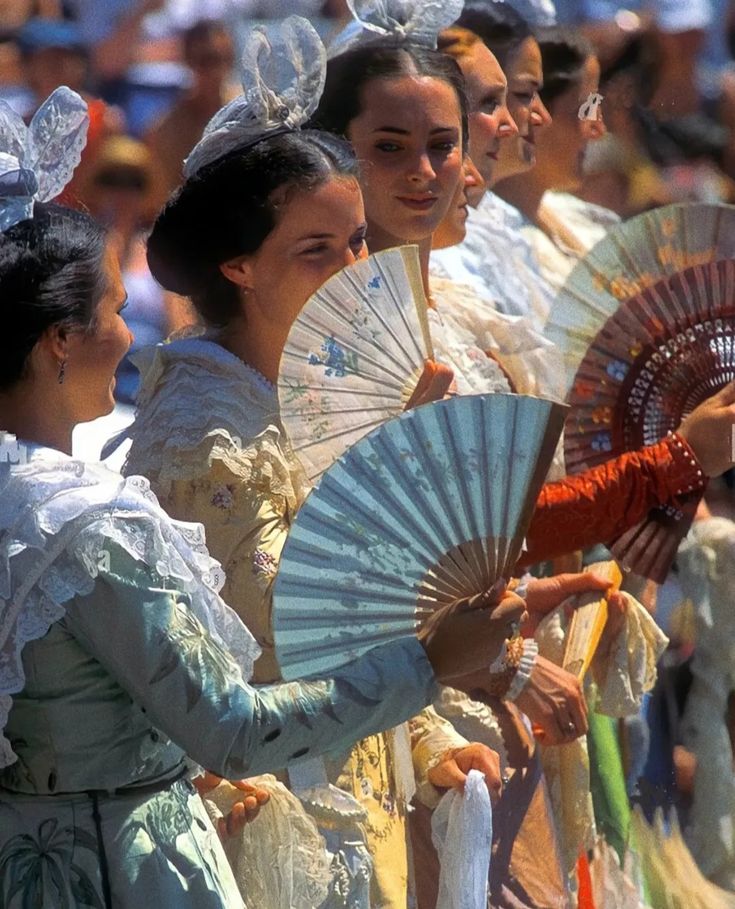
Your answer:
[273,393,567,679]
[546,202,735,582]
[278,245,433,481]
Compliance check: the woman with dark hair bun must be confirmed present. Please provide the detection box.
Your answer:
[0,86,523,909]
[123,16,509,909]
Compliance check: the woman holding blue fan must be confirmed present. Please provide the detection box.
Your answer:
[0,86,526,909]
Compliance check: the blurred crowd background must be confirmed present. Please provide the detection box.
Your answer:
[1,0,734,405]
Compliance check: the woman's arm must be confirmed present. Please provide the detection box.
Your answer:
[64,541,437,779]
[521,434,705,566]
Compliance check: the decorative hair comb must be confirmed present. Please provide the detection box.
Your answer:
[328,0,465,58]
[0,86,88,233]
[184,16,327,179]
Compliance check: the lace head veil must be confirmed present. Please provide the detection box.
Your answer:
[0,86,89,233]
[327,0,466,59]
[183,16,327,179]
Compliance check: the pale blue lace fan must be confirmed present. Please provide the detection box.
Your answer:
[273,393,566,679]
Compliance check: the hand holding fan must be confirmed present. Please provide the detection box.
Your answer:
[273,393,567,680]
[546,203,735,581]
[278,245,435,481]
[562,561,623,680]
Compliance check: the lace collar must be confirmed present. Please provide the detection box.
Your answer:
[0,432,260,767]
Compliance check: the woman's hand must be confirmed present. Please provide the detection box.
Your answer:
[514,655,588,745]
[427,743,503,802]
[194,773,271,839]
[521,572,612,636]
[678,381,735,476]
[404,360,454,410]
[418,580,527,682]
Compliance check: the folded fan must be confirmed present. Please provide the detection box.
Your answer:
[278,245,433,481]
[563,561,623,680]
[546,202,735,582]
[273,393,567,680]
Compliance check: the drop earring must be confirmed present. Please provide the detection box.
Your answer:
[58,359,67,384]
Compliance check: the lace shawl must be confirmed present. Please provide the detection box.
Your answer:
[0,435,260,769]
[429,275,566,401]
[123,336,309,509]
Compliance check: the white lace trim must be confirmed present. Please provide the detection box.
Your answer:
[504,639,539,702]
[0,437,260,768]
[185,17,326,177]
[122,337,308,506]
[328,0,465,58]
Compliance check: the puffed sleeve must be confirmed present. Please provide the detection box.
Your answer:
[521,434,706,566]
[410,704,470,809]
[161,447,299,684]
[62,540,437,779]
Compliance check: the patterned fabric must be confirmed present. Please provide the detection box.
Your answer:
[125,336,467,909]
[0,466,437,908]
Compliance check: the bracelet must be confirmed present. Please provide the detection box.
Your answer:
[504,640,538,702]
[485,635,528,697]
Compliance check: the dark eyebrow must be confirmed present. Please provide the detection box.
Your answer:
[371,126,459,135]
[295,232,336,242]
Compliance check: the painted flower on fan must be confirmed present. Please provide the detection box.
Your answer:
[629,341,643,358]
[606,360,628,382]
[308,337,358,378]
[253,548,279,580]
[591,406,612,425]
[591,431,612,452]
[367,275,381,290]
[572,379,596,401]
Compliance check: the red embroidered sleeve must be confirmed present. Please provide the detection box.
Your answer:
[520,433,706,567]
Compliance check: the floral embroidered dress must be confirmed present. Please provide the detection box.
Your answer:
[0,437,438,909]
[122,336,468,909]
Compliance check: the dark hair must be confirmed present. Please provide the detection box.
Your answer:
[455,2,533,69]
[537,27,594,106]
[313,44,469,150]
[0,203,107,390]
[147,129,358,326]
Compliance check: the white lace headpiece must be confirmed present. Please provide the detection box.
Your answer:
[0,86,88,233]
[184,16,327,179]
[327,0,465,59]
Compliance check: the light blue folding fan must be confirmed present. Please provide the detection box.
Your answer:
[273,393,566,679]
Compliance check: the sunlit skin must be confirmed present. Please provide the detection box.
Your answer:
[492,36,552,187]
[346,74,464,293]
[453,42,518,202]
[216,175,368,383]
[432,156,485,250]
[496,55,606,247]
[0,244,132,455]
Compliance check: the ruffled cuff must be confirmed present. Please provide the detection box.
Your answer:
[504,639,539,702]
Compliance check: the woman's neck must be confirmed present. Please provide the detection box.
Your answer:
[494,170,547,228]
[367,225,433,297]
[215,311,288,386]
[0,387,73,455]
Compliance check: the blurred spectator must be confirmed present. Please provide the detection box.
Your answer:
[86,136,192,402]
[144,19,236,207]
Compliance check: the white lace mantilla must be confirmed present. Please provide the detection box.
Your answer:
[0,434,260,768]
[121,336,308,508]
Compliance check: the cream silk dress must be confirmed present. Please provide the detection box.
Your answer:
[122,335,469,909]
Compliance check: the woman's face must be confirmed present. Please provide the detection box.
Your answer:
[62,245,133,422]
[238,175,368,330]
[433,156,484,250]
[536,55,605,191]
[493,37,552,184]
[457,42,518,191]
[347,75,464,248]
